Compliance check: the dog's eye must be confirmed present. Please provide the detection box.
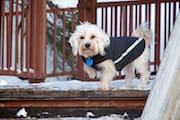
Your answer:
[80,36,84,40]
[90,35,95,39]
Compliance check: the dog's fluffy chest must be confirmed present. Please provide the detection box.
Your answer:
[82,37,145,71]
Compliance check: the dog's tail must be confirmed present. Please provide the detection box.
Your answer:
[131,23,153,45]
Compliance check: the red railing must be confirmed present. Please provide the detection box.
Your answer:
[0,0,32,77]
[0,0,180,82]
[0,0,47,82]
[78,0,180,79]
[96,0,179,75]
[46,7,78,78]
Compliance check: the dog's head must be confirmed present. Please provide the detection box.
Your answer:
[69,22,110,58]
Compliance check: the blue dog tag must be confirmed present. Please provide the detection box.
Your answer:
[86,58,93,66]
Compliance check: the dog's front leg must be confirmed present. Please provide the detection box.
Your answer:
[84,64,97,79]
[97,60,116,90]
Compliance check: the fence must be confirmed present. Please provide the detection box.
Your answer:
[46,7,78,79]
[78,0,180,79]
[0,0,32,77]
[0,0,47,82]
[0,0,180,82]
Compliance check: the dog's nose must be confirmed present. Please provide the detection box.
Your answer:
[85,43,91,48]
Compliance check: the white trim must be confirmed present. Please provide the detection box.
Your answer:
[114,38,143,64]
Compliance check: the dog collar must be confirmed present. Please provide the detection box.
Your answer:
[81,54,107,69]
[85,57,93,66]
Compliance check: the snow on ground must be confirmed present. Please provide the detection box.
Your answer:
[15,108,139,120]
[0,75,154,91]
[54,112,141,120]
[38,114,128,120]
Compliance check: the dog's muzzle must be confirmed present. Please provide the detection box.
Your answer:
[85,43,91,49]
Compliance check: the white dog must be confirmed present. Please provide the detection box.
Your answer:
[69,22,152,90]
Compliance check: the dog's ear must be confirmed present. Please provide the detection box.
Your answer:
[98,30,110,55]
[69,33,78,56]
[101,32,110,47]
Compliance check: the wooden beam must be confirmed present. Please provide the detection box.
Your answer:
[0,99,146,108]
[0,88,148,109]
[0,89,149,99]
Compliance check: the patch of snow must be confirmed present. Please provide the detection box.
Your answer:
[14,110,135,120]
[29,68,35,73]
[3,67,8,70]
[86,111,95,118]
[39,114,126,120]
[0,75,153,91]
[50,0,78,8]
[33,78,153,91]
[122,112,128,118]
[0,76,29,86]
[0,79,8,86]
[23,68,27,72]
[16,108,27,117]
[10,66,15,71]
[17,69,21,73]
[56,114,126,120]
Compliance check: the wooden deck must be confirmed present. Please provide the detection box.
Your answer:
[0,87,149,118]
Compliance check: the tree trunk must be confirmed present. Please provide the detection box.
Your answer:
[141,14,180,120]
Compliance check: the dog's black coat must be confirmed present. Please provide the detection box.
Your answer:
[81,37,145,71]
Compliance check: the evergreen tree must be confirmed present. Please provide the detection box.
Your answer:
[46,1,78,74]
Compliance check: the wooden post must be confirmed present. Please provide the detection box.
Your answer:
[155,1,161,72]
[141,14,180,120]
[0,0,4,67]
[0,0,2,31]
[0,0,3,62]
[78,0,96,23]
[77,0,96,80]
[29,0,46,83]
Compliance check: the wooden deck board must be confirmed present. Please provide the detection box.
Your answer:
[0,88,149,108]
[0,88,149,99]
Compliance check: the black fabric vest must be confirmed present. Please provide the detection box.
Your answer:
[81,37,145,71]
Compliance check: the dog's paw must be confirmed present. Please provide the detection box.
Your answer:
[136,82,147,88]
[87,71,97,79]
[122,85,131,89]
[124,83,131,88]
[99,84,109,91]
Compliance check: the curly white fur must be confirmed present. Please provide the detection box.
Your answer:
[69,22,110,57]
[69,22,152,90]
